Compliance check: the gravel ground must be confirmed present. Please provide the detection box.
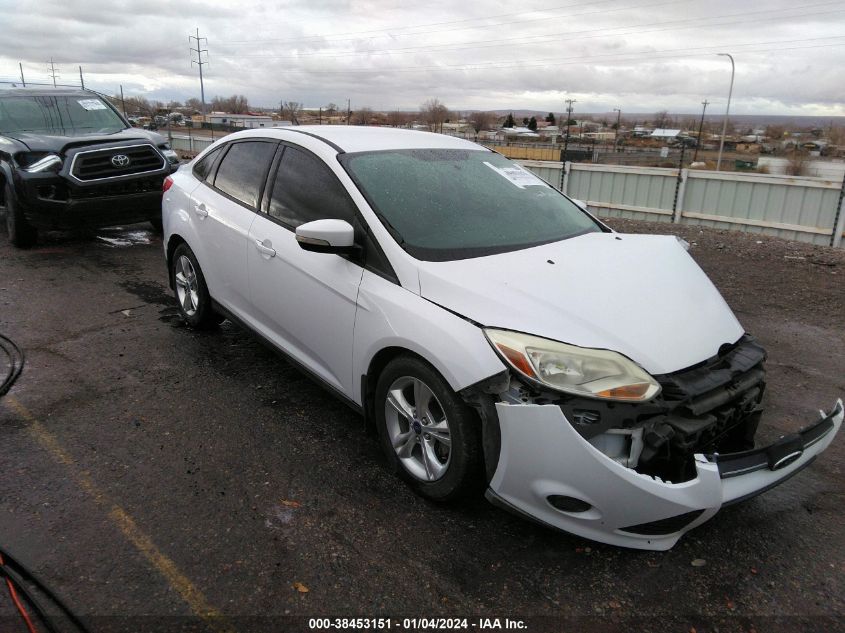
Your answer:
[0,218,843,633]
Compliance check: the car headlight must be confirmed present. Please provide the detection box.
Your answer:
[484,329,661,402]
[18,152,63,173]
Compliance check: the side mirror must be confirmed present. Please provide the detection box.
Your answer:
[295,219,358,255]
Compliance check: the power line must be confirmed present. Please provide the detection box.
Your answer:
[224,2,845,61]
[251,38,845,75]
[189,28,209,115]
[217,0,676,47]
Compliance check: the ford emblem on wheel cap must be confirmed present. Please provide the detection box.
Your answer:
[111,154,131,167]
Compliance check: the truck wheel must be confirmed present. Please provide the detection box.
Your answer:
[3,183,37,248]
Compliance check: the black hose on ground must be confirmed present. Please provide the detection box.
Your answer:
[1,547,91,633]
[0,332,24,397]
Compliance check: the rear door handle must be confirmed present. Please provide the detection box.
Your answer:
[254,239,276,257]
[193,202,209,218]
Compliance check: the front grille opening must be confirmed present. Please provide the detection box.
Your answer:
[70,177,164,199]
[620,509,705,536]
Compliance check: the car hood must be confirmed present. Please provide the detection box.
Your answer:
[8,128,164,153]
[416,232,744,375]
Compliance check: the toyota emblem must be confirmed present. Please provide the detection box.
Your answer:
[111,154,131,168]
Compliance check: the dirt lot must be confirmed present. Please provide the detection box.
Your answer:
[1,218,843,632]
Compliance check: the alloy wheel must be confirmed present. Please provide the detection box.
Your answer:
[384,375,452,482]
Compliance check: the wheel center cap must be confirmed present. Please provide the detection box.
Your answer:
[412,420,422,434]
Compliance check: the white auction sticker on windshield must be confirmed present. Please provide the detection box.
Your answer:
[483,162,547,189]
[77,99,107,111]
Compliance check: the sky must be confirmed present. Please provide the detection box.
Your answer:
[1,0,844,117]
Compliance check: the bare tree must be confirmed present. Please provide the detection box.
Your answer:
[183,97,203,113]
[652,110,673,129]
[324,102,338,116]
[387,110,411,127]
[211,95,250,113]
[469,111,495,134]
[282,101,302,124]
[420,98,449,133]
[354,107,374,125]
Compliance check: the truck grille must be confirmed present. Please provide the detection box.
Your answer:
[70,144,165,181]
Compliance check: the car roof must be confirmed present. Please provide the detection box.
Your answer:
[268,125,485,154]
[0,86,99,98]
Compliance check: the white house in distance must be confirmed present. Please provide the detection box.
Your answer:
[206,113,291,128]
[650,128,682,140]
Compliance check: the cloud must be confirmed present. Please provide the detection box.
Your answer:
[1,0,843,115]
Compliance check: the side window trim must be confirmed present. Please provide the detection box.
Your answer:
[208,139,279,212]
[260,144,286,216]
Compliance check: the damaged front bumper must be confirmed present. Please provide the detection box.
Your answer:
[486,399,843,550]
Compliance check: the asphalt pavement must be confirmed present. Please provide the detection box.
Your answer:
[1,221,843,633]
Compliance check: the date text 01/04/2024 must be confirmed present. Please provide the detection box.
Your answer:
[307,618,528,630]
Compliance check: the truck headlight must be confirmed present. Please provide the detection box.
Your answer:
[19,153,63,173]
[484,329,661,402]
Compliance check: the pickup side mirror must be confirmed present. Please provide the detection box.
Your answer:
[295,219,359,255]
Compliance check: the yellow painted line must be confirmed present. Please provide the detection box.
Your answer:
[6,396,235,633]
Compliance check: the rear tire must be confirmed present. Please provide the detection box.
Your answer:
[170,243,218,329]
[374,355,483,501]
[3,183,37,248]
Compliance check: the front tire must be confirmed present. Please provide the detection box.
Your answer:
[3,183,37,248]
[170,243,217,329]
[374,355,483,501]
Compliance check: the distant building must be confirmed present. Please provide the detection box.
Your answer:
[206,113,290,128]
[650,128,682,139]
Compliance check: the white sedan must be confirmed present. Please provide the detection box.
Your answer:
[161,126,842,550]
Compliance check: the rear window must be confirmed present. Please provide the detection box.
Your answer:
[213,141,277,208]
[193,147,221,181]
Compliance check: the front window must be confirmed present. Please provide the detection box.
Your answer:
[342,149,602,261]
[0,95,127,135]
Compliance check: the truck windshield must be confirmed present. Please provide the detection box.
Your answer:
[0,95,126,135]
[342,148,602,261]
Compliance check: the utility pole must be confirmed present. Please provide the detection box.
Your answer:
[347,99,351,125]
[613,107,621,151]
[120,85,126,116]
[693,99,709,163]
[560,99,576,191]
[18,63,25,87]
[716,53,735,171]
[47,58,59,87]
[319,107,322,125]
[189,28,208,117]
[562,99,576,161]
[79,66,85,89]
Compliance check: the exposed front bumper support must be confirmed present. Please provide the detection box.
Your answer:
[487,399,842,550]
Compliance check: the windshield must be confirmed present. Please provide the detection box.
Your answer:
[342,149,602,261]
[0,95,127,135]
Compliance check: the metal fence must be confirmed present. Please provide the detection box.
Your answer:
[517,161,845,248]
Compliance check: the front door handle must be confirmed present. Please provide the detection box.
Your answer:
[254,239,276,257]
[193,202,209,218]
